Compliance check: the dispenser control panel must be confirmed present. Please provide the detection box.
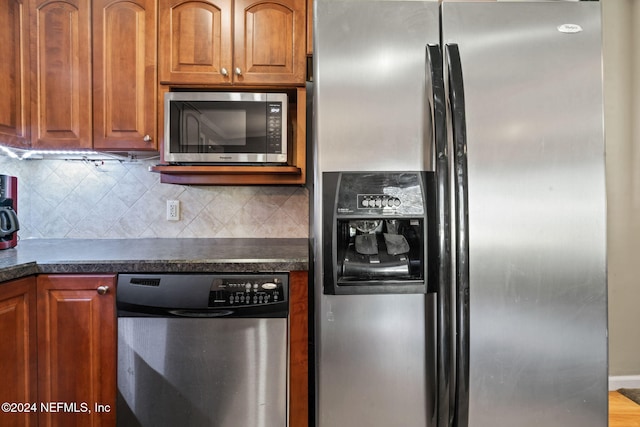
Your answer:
[358,194,402,209]
[335,172,425,216]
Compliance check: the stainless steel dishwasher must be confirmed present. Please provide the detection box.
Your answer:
[116,273,288,427]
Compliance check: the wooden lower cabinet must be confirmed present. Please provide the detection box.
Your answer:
[0,274,116,427]
[36,274,116,427]
[0,276,38,427]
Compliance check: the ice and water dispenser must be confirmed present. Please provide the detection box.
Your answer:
[322,172,436,294]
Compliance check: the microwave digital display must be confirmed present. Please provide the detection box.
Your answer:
[164,92,288,164]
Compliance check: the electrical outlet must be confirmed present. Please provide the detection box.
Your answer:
[167,200,180,221]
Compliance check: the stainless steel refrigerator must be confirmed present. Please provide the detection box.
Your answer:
[311,1,607,427]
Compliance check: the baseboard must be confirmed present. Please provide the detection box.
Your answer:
[609,375,640,390]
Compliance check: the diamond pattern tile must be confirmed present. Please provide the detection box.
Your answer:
[0,157,309,239]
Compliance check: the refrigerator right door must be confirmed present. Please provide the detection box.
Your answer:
[442,3,607,427]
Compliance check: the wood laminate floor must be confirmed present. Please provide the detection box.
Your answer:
[610,391,640,426]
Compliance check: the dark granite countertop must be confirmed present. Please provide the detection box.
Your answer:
[0,238,309,283]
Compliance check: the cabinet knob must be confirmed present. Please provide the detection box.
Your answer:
[221,67,229,77]
[143,135,152,142]
[235,67,242,76]
[97,286,110,295]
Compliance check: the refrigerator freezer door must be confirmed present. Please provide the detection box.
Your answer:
[314,0,439,172]
[442,3,607,427]
[317,294,436,427]
[314,2,440,426]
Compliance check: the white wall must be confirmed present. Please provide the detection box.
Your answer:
[602,0,640,376]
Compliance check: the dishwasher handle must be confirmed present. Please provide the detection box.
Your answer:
[117,301,289,318]
[171,309,235,317]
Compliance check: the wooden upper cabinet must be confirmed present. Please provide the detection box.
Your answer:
[0,0,30,149]
[234,0,306,85]
[30,0,92,150]
[159,0,305,86]
[159,0,233,85]
[93,0,158,151]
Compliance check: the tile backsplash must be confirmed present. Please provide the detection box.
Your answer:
[0,156,308,239]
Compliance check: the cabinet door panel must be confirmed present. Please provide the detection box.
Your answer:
[31,0,92,149]
[159,0,232,84]
[0,0,30,148]
[234,0,305,85]
[93,0,157,151]
[37,274,116,427]
[0,277,37,427]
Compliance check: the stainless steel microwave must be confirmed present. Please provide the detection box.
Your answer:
[164,92,288,164]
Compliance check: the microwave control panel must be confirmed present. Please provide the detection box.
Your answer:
[267,102,283,154]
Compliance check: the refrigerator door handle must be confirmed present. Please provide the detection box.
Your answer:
[445,43,470,427]
[427,43,453,427]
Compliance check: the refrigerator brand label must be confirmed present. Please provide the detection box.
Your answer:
[557,24,583,34]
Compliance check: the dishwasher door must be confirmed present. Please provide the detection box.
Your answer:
[116,273,289,427]
[117,317,287,427]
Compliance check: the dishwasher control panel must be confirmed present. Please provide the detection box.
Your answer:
[117,273,289,316]
[208,275,287,308]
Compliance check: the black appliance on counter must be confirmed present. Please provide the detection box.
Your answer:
[0,175,19,249]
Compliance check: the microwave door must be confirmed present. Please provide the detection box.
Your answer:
[196,112,238,151]
[182,107,205,153]
[182,106,248,153]
[204,110,247,147]
[182,106,227,153]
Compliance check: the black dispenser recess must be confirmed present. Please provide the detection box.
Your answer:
[322,171,436,295]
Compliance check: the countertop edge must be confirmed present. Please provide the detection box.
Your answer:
[0,238,309,283]
[35,260,310,274]
[0,260,310,283]
[0,262,39,283]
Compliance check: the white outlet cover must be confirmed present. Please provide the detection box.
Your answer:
[166,200,180,221]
